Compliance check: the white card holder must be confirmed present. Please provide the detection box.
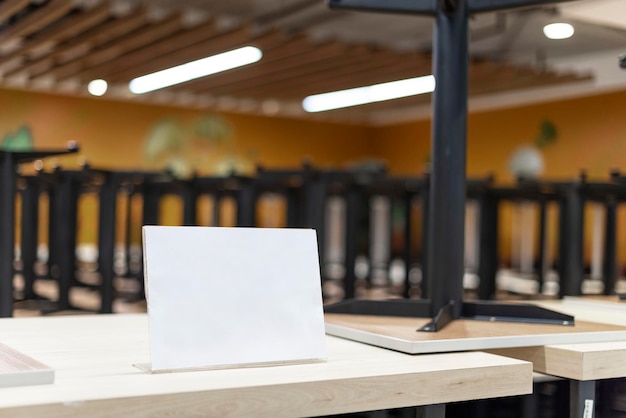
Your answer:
[137,226,327,373]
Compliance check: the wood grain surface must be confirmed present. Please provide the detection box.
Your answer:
[324,312,626,354]
[490,341,626,381]
[0,342,54,388]
[0,314,532,418]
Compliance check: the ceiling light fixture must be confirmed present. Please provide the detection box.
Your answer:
[543,23,574,40]
[129,46,263,94]
[87,79,108,96]
[302,75,436,112]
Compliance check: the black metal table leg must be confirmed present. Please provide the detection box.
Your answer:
[417,403,445,418]
[0,147,78,316]
[559,184,584,297]
[325,0,576,329]
[236,178,256,227]
[477,191,498,300]
[427,0,469,318]
[0,152,16,317]
[53,172,78,311]
[344,186,360,299]
[570,380,595,418]
[181,179,197,226]
[603,198,617,295]
[402,193,413,298]
[98,173,117,313]
[19,176,40,300]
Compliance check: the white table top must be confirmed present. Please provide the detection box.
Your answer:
[0,313,532,417]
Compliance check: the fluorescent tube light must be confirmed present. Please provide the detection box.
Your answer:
[302,75,436,112]
[87,79,108,96]
[543,23,574,40]
[129,46,263,94]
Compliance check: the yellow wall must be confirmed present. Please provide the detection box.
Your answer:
[373,88,626,182]
[0,88,376,173]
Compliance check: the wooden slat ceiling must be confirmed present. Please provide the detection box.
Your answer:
[0,0,592,123]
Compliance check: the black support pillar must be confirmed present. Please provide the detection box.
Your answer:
[0,152,17,317]
[428,0,469,318]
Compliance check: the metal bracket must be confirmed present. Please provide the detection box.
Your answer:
[324,298,432,317]
[418,302,454,332]
[325,298,575,332]
[462,301,574,325]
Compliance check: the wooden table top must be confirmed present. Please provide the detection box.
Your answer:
[491,299,626,381]
[0,313,532,418]
[324,310,626,355]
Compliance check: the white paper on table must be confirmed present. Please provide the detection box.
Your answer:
[140,226,328,372]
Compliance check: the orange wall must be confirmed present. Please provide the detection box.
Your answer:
[373,88,626,182]
[0,88,376,173]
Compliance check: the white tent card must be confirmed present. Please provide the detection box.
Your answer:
[141,226,327,372]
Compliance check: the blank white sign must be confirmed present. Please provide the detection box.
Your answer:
[142,226,327,372]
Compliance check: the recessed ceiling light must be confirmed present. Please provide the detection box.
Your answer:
[129,46,263,94]
[543,23,574,40]
[302,75,436,112]
[87,79,108,96]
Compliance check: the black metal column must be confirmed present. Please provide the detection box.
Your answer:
[304,174,328,278]
[603,197,617,295]
[236,179,256,227]
[559,184,584,297]
[477,191,498,300]
[181,180,198,226]
[20,176,40,300]
[344,186,360,299]
[420,179,431,299]
[0,152,16,317]
[537,198,548,290]
[98,173,117,313]
[53,172,79,310]
[417,404,446,418]
[428,0,469,317]
[402,192,413,298]
[570,380,595,418]
[286,186,303,227]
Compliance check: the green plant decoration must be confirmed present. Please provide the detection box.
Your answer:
[143,114,235,178]
[144,118,186,162]
[534,119,558,149]
[195,116,232,146]
[508,118,558,179]
[1,125,34,151]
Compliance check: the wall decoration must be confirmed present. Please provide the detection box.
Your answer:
[143,114,252,178]
[508,119,558,180]
[1,125,33,151]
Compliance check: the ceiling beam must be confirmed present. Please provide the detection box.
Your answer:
[74,18,224,81]
[102,24,267,83]
[130,32,311,91]
[0,0,75,42]
[0,1,112,65]
[0,0,30,25]
[188,39,349,94]
[210,47,422,98]
[258,60,427,99]
[4,7,148,79]
[43,12,185,82]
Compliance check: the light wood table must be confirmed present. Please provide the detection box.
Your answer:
[491,299,626,418]
[0,314,532,418]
